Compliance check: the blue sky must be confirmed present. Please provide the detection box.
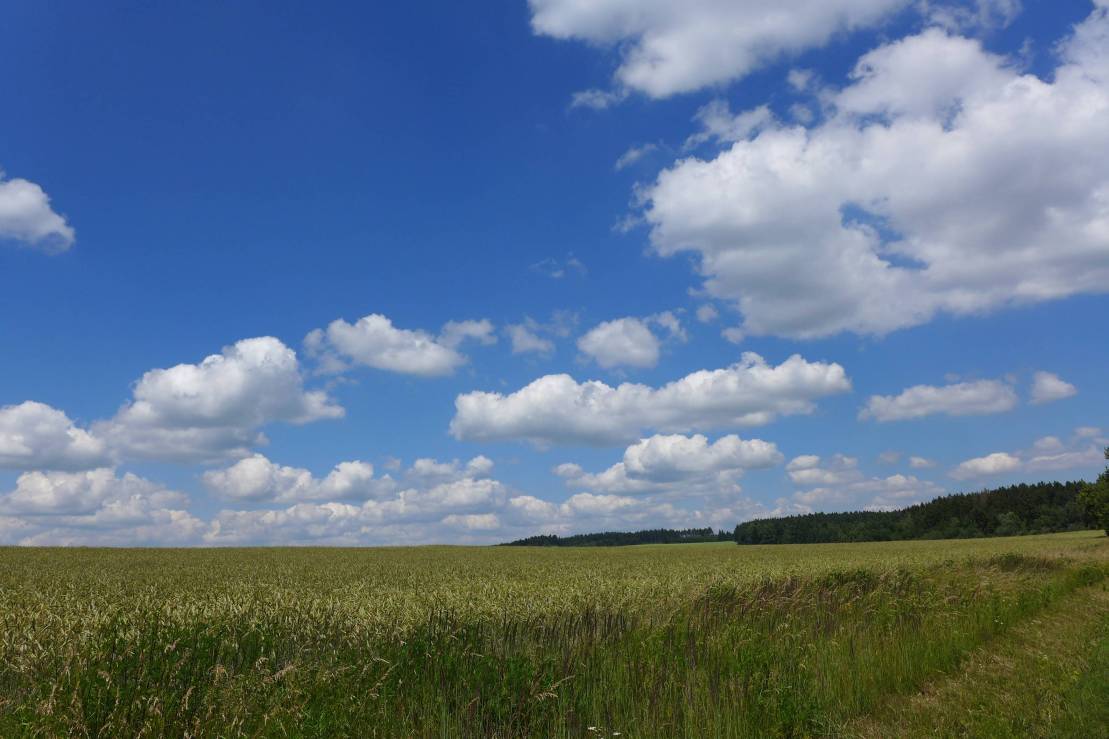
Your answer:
[1,0,1107,545]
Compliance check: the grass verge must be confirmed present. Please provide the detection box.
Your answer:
[842,581,1109,738]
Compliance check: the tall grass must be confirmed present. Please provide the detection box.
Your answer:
[0,532,1105,737]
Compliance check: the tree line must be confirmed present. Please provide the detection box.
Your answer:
[734,479,1096,545]
[502,527,733,547]
[501,451,1109,548]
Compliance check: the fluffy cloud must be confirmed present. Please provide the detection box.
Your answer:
[205,460,509,545]
[203,454,393,503]
[1,468,181,515]
[529,0,908,98]
[506,323,555,355]
[786,453,944,510]
[577,317,661,369]
[450,352,851,446]
[405,455,494,484]
[909,455,936,469]
[860,379,1018,421]
[623,433,781,479]
[204,439,789,545]
[950,452,1022,480]
[203,452,499,507]
[794,473,944,511]
[0,469,204,546]
[441,513,501,531]
[200,453,504,544]
[439,319,497,350]
[640,6,1109,338]
[0,401,109,471]
[0,171,75,252]
[305,313,493,377]
[504,490,767,537]
[1024,430,1107,472]
[510,492,749,537]
[95,337,342,462]
[205,502,367,546]
[557,433,782,496]
[833,29,1013,118]
[787,453,862,486]
[3,338,338,467]
[1030,371,1077,405]
[949,426,1108,479]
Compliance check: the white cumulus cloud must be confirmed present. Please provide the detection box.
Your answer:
[639,7,1109,339]
[794,472,943,511]
[203,454,394,503]
[205,460,510,546]
[950,451,1022,479]
[950,426,1108,480]
[0,171,75,252]
[529,0,909,98]
[95,337,342,463]
[787,453,862,486]
[577,317,661,369]
[623,433,782,480]
[557,433,783,496]
[451,352,850,446]
[506,324,555,355]
[439,319,497,349]
[305,313,492,377]
[0,401,109,471]
[1030,371,1077,405]
[0,468,204,546]
[860,379,1018,421]
[577,312,686,369]
[785,453,943,510]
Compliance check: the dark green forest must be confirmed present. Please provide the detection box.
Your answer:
[734,481,1092,545]
[502,527,732,547]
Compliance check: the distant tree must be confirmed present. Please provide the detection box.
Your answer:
[1078,448,1109,535]
[994,511,1024,537]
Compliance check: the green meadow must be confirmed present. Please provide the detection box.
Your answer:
[1,531,1107,737]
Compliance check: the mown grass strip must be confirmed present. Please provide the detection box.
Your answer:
[1050,604,1109,738]
[841,582,1109,738]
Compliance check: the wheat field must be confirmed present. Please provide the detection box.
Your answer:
[1,531,1106,737]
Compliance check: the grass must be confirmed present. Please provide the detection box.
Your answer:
[1051,598,1109,738]
[843,579,1109,737]
[0,531,1106,737]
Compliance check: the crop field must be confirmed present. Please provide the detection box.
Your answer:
[1,532,1107,737]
